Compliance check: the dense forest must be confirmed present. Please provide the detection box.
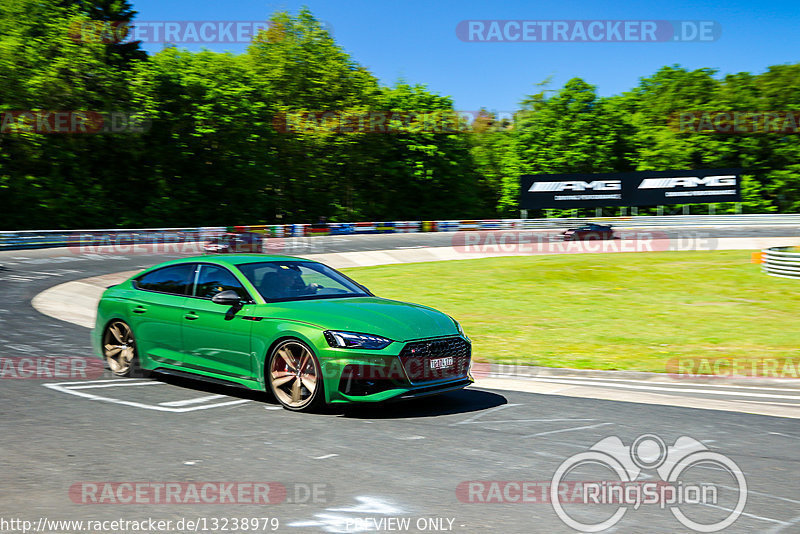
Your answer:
[1,1,799,229]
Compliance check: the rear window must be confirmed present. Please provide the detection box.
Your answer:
[134,264,195,295]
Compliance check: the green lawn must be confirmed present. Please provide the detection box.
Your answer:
[343,251,800,373]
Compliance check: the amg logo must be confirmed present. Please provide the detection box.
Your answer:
[638,175,737,189]
[528,180,622,192]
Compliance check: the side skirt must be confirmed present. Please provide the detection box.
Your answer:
[152,367,263,391]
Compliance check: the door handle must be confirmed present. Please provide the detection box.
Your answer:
[132,306,147,314]
[185,312,199,320]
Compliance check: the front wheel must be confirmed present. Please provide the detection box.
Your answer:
[267,340,324,412]
[103,320,147,377]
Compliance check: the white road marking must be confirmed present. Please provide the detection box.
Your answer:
[766,514,800,534]
[43,380,251,412]
[492,373,800,392]
[456,417,595,425]
[289,496,406,532]
[768,431,800,440]
[46,378,141,386]
[67,381,164,390]
[717,484,800,505]
[6,344,42,352]
[503,376,800,401]
[703,502,787,525]
[450,403,521,425]
[524,422,614,438]
[159,394,227,406]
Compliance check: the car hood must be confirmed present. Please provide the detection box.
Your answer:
[259,297,458,342]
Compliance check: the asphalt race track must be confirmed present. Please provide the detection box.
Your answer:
[1,227,799,533]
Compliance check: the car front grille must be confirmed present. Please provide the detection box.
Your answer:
[398,337,471,384]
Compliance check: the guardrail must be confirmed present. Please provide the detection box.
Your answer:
[2,214,800,251]
[0,228,207,251]
[762,247,800,279]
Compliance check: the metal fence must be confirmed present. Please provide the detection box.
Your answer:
[762,247,800,279]
[2,214,800,251]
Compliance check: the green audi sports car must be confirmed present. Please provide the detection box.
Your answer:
[93,255,473,411]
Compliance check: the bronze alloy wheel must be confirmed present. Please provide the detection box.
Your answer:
[103,321,136,376]
[268,340,322,411]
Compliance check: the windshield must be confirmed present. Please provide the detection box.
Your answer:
[237,261,370,302]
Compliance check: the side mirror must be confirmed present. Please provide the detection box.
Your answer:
[212,290,242,306]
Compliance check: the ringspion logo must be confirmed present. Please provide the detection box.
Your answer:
[551,434,746,532]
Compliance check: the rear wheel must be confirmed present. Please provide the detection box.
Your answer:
[267,340,324,412]
[103,320,147,377]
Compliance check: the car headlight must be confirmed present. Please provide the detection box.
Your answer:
[450,316,469,340]
[324,331,393,350]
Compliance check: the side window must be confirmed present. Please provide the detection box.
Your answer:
[194,265,249,300]
[134,264,195,295]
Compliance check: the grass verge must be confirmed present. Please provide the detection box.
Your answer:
[343,251,800,373]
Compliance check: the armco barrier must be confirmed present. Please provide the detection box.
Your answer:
[3,214,800,251]
[0,228,211,251]
[762,247,800,279]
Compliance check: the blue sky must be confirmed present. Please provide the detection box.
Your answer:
[131,0,799,112]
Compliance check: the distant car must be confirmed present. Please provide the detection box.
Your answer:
[93,255,473,411]
[562,223,615,241]
[204,232,262,253]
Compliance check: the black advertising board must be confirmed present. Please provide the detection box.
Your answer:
[519,169,742,209]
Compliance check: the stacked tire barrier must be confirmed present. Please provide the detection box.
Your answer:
[762,247,800,279]
[3,214,800,251]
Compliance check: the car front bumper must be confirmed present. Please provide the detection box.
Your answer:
[318,335,474,404]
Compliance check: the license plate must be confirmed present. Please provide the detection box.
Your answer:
[429,357,454,370]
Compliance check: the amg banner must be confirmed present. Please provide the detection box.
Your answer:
[519,168,742,209]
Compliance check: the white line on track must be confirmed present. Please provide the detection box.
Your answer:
[456,417,596,425]
[450,403,521,425]
[159,394,228,406]
[489,373,800,392]
[766,515,800,534]
[493,376,800,401]
[48,378,143,386]
[66,381,164,390]
[768,431,800,440]
[43,381,251,412]
[703,502,788,525]
[524,422,614,438]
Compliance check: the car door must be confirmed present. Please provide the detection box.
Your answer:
[180,263,255,379]
[128,263,196,365]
